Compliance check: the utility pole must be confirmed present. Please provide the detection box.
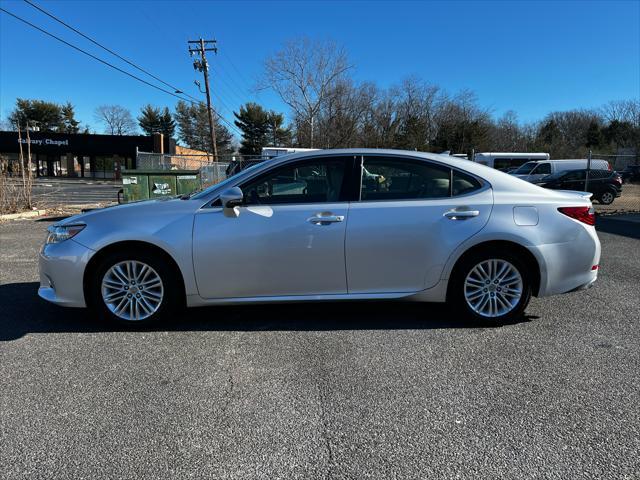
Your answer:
[189,39,218,161]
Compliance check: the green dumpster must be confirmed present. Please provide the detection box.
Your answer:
[148,174,177,198]
[175,173,200,196]
[121,170,200,203]
[122,172,150,202]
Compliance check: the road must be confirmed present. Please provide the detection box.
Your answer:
[1,217,639,479]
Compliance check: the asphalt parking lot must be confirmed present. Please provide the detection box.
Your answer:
[1,217,639,479]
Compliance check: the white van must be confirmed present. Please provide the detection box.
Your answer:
[510,159,611,183]
[473,152,550,170]
[261,147,319,159]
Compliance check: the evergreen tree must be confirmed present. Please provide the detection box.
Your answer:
[266,111,292,147]
[159,107,176,138]
[233,103,270,155]
[585,120,604,148]
[138,104,162,135]
[60,102,80,133]
[9,99,65,131]
[175,100,233,155]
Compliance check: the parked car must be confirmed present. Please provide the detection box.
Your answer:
[39,149,601,327]
[473,152,550,170]
[533,169,622,205]
[510,159,611,183]
[620,165,640,183]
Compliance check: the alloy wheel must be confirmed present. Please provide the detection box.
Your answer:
[464,259,523,318]
[101,260,164,321]
[601,192,614,204]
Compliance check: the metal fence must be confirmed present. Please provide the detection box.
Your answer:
[136,152,271,188]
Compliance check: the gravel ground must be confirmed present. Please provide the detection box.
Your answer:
[0,218,638,479]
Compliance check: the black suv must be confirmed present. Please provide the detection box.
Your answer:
[533,169,623,205]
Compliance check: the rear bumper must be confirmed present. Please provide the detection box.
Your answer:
[38,239,95,308]
[531,224,600,297]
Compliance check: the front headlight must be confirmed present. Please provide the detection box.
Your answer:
[45,224,86,244]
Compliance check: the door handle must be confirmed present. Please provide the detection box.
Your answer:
[444,210,480,220]
[307,214,344,225]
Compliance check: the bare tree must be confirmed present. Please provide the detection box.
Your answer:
[601,99,640,127]
[94,105,137,135]
[261,37,352,147]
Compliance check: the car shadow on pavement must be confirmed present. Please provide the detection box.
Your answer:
[0,282,536,341]
[596,215,640,240]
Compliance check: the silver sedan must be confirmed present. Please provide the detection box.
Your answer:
[39,149,601,325]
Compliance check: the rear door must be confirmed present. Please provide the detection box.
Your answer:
[560,170,587,191]
[345,155,492,294]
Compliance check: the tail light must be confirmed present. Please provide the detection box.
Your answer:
[608,163,612,171]
[614,175,622,186]
[558,206,596,226]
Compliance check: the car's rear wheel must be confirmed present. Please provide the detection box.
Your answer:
[450,249,532,325]
[89,250,178,326]
[598,190,615,205]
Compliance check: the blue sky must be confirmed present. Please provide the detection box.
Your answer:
[1,0,639,136]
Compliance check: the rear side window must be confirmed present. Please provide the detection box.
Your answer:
[360,157,451,200]
[564,170,586,181]
[452,170,482,196]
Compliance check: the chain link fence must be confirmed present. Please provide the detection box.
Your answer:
[136,152,267,189]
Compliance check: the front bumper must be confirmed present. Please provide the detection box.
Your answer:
[38,239,95,308]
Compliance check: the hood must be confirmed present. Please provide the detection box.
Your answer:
[57,197,196,227]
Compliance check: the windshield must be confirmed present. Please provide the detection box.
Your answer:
[513,162,538,174]
[190,161,265,200]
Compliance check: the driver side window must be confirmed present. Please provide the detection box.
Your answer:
[240,158,348,205]
[534,163,551,175]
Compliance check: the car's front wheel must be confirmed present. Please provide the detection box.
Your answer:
[88,250,179,325]
[449,249,532,325]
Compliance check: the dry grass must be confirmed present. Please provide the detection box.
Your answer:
[0,173,34,215]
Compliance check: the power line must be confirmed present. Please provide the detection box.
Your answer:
[23,0,197,104]
[0,6,243,137]
[220,51,255,93]
[24,0,184,96]
[1,7,187,101]
[210,64,250,106]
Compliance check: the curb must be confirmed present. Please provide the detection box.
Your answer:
[0,209,47,221]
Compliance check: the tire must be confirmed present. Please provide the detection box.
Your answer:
[598,190,615,205]
[88,249,179,326]
[449,248,532,326]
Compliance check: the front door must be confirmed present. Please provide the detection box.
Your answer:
[192,156,353,299]
[345,155,493,293]
[526,162,552,182]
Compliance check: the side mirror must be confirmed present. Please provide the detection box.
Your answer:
[220,187,243,218]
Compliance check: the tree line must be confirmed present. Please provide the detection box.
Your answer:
[4,38,639,159]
